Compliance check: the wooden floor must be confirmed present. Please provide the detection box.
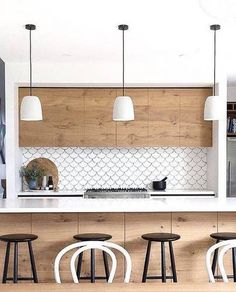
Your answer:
[0,283,235,292]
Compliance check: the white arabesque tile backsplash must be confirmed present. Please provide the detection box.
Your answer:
[21,147,207,191]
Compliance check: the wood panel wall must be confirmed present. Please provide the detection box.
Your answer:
[0,212,234,283]
[19,87,212,147]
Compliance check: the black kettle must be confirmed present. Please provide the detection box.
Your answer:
[153,177,167,191]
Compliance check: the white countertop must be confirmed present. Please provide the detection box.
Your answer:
[149,190,215,196]
[18,190,84,196]
[0,197,236,213]
[18,189,215,197]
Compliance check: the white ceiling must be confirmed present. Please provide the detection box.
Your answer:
[1,0,236,84]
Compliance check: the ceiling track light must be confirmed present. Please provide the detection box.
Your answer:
[20,24,43,121]
[113,24,134,121]
[204,24,223,121]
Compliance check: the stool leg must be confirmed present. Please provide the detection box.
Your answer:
[102,251,110,282]
[169,241,177,282]
[161,242,166,283]
[211,240,219,277]
[76,252,83,281]
[13,243,18,283]
[232,247,236,282]
[90,249,95,283]
[28,241,38,283]
[142,241,152,283]
[2,242,11,283]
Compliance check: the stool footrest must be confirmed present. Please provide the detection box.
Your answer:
[79,276,107,280]
[146,276,173,280]
[214,275,234,279]
[6,277,34,281]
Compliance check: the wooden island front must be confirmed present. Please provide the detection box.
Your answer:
[0,211,235,283]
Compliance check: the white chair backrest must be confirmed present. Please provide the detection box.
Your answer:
[206,239,236,283]
[218,240,236,283]
[54,241,132,284]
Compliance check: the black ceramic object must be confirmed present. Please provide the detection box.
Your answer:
[153,177,167,191]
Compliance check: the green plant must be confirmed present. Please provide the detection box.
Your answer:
[20,164,44,180]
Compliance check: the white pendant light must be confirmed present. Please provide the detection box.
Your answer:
[204,24,223,121]
[20,24,43,121]
[113,24,134,121]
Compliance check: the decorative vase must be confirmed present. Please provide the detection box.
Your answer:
[28,179,37,190]
[42,176,47,189]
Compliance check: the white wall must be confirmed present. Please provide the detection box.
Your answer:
[206,27,227,198]
[228,86,236,101]
[206,82,227,198]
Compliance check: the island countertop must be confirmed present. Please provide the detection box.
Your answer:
[0,197,235,213]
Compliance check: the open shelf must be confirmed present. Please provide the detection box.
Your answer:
[227,102,236,137]
[228,102,236,112]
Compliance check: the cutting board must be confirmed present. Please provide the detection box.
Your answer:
[26,158,59,188]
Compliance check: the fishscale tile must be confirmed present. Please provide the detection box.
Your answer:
[22,147,207,191]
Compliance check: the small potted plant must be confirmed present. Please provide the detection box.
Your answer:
[20,164,44,190]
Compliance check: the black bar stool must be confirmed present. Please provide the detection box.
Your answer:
[0,233,38,283]
[210,232,236,281]
[141,232,180,283]
[73,233,112,283]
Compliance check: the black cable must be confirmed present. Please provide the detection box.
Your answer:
[29,28,32,96]
[213,28,216,96]
[122,28,125,96]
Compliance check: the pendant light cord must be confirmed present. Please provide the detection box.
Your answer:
[29,28,32,96]
[213,28,216,96]
[122,28,125,96]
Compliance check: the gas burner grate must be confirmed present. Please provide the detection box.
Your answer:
[84,187,149,199]
[85,188,147,193]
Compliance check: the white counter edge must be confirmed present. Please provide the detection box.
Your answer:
[0,197,236,213]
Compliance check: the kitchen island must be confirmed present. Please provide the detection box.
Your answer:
[0,197,235,283]
[0,196,234,213]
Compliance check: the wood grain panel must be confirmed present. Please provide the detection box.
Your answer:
[32,213,78,283]
[19,88,85,147]
[179,88,212,147]
[149,89,180,146]
[84,89,117,147]
[19,87,212,147]
[79,213,124,282]
[116,89,149,147]
[172,212,217,282]
[0,212,224,283]
[0,214,32,281]
[0,283,235,292]
[217,212,236,281]
[125,213,172,283]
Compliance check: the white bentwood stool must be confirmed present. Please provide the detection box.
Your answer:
[206,239,236,283]
[54,241,132,283]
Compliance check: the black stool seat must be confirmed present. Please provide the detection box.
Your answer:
[73,233,112,241]
[142,233,180,242]
[210,232,236,241]
[0,234,38,243]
